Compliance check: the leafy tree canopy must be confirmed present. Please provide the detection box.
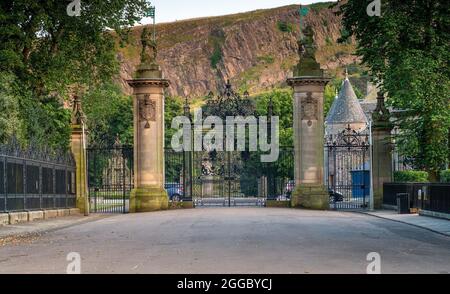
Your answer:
[255,88,293,147]
[83,82,133,147]
[338,0,450,179]
[0,0,150,149]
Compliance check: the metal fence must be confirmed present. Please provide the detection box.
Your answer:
[263,147,295,201]
[163,147,295,206]
[325,126,371,210]
[0,140,76,213]
[165,148,187,202]
[87,146,133,213]
[384,183,450,214]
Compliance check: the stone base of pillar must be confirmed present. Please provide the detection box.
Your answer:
[76,196,88,214]
[373,189,383,209]
[291,184,329,210]
[130,187,169,213]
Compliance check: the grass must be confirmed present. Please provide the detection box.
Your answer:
[257,55,275,65]
[277,21,294,33]
[210,45,222,69]
[208,30,226,69]
[309,2,335,12]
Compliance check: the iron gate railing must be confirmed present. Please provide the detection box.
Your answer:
[185,148,294,207]
[86,145,295,210]
[325,126,371,210]
[0,140,76,213]
[87,146,133,213]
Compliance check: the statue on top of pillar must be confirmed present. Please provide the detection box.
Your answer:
[293,6,324,77]
[140,27,158,65]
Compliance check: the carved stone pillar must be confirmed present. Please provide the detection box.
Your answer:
[70,95,89,215]
[371,92,392,209]
[287,17,331,209]
[128,61,170,212]
[288,77,330,209]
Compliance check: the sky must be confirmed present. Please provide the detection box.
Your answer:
[142,0,335,24]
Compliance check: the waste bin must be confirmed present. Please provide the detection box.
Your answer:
[396,193,410,214]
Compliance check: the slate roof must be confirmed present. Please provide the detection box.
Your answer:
[326,78,368,125]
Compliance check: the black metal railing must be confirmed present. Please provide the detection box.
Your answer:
[325,127,371,210]
[164,147,295,206]
[0,140,76,213]
[165,148,187,201]
[263,147,295,201]
[383,183,450,214]
[87,146,133,213]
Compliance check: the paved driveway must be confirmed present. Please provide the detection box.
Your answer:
[0,208,449,274]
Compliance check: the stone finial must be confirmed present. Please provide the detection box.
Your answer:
[71,95,86,125]
[372,91,391,125]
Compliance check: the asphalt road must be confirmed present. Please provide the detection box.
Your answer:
[1,208,449,274]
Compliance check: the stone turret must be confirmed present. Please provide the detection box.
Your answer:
[325,72,368,135]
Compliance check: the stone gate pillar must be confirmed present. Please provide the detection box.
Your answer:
[287,23,330,210]
[371,92,392,209]
[127,29,170,212]
[288,78,330,209]
[70,95,89,215]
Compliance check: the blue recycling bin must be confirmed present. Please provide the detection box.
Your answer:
[351,170,370,198]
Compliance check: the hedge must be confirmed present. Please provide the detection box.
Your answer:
[440,170,450,183]
[393,171,429,183]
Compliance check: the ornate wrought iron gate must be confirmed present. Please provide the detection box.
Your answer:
[185,148,294,207]
[87,147,133,213]
[190,150,262,207]
[325,126,371,210]
[164,147,294,207]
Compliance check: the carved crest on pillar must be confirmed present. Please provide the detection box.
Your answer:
[301,92,318,125]
[139,94,156,128]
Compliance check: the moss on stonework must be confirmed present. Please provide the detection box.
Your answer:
[293,58,324,77]
[130,187,169,212]
[291,184,329,210]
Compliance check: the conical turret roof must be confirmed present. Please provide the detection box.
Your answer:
[326,76,368,126]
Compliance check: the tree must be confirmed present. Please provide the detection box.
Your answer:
[255,88,293,146]
[0,0,150,149]
[338,0,450,180]
[83,83,133,147]
[165,96,184,147]
[0,73,21,142]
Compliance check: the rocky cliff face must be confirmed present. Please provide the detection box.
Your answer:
[117,3,358,98]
